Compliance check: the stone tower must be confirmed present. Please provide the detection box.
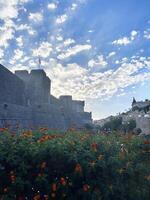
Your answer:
[15,69,51,105]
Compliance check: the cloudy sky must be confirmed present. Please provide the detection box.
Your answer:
[0,0,150,119]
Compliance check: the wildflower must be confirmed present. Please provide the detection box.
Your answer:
[60,177,66,186]
[3,187,8,193]
[98,155,104,161]
[51,183,57,192]
[0,128,8,132]
[44,195,49,200]
[33,194,40,200]
[89,161,96,168]
[118,168,125,174]
[41,162,47,169]
[144,141,150,145]
[75,163,82,173]
[91,142,98,151]
[83,184,90,192]
[51,193,56,198]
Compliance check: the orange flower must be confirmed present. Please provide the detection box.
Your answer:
[51,183,57,192]
[91,142,98,151]
[41,162,47,169]
[83,184,90,192]
[33,194,41,200]
[144,141,150,145]
[75,163,82,173]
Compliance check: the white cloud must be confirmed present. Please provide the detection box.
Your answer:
[42,56,150,100]
[112,37,131,46]
[48,3,57,10]
[56,14,68,24]
[0,23,15,48]
[16,36,23,47]
[112,30,138,46]
[108,51,116,58]
[88,55,107,68]
[0,0,31,22]
[144,29,150,39]
[13,49,24,60]
[0,49,4,58]
[57,44,91,60]
[15,24,36,35]
[29,12,43,23]
[63,38,75,46]
[32,42,53,58]
[71,3,78,10]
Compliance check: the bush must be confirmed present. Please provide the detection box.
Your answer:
[0,129,150,200]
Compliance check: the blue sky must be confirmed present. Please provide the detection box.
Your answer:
[0,0,150,119]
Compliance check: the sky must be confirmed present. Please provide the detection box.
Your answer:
[0,0,150,120]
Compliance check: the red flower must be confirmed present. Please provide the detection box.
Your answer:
[60,177,66,186]
[33,194,41,200]
[144,141,150,145]
[52,183,57,192]
[83,184,90,192]
[91,142,98,151]
[75,163,82,173]
[3,187,8,193]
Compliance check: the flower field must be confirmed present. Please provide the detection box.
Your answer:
[0,129,150,200]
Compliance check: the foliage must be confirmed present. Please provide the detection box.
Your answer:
[122,119,136,133]
[101,117,123,131]
[0,129,150,200]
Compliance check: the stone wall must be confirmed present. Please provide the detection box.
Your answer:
[15,69,51,105]
[122,111,150,135]
[0,64,26,105]
[0,66,92,130]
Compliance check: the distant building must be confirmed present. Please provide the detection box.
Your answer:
[0,64,92,130]
[132,97,150,113]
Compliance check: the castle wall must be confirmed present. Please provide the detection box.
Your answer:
[0,66,92,130]
[15,69,51,105]
[0,64,26,105]
[0,103,33,129]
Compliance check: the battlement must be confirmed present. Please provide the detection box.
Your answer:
[30,69,47,77]
[0,65,92,130]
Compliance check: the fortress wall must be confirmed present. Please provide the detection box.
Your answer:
[0,103,33,129]
[0,66,92,130]
[72,100,85,112]
[28,70,51,105]
[0,65,26,105]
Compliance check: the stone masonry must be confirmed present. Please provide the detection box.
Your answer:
[0,64,92,130]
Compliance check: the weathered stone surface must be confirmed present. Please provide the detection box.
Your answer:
[0,64,26,105]
[0,65,92,130]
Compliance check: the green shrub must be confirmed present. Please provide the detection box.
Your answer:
[0,129,150,200]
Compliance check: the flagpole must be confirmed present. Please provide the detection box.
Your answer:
[38,57,41,69]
